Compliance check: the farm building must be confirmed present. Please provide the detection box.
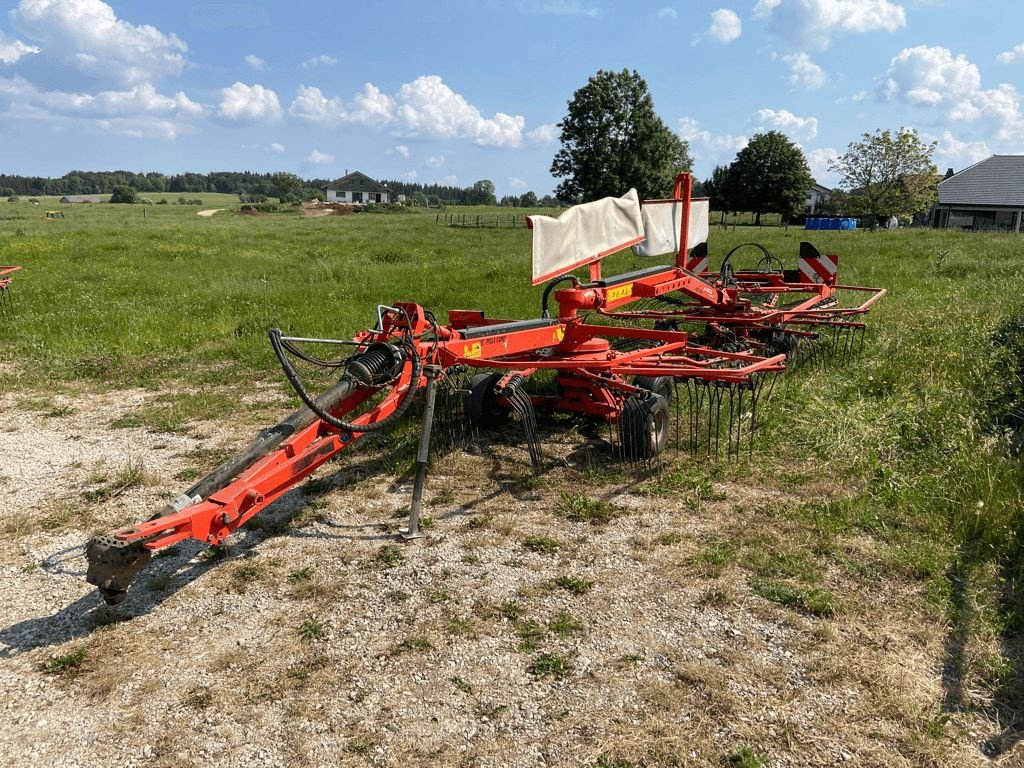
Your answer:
[325,171,389,204]
[60,194,103,204]
[932,155,1024,232]
[805,182,831,214]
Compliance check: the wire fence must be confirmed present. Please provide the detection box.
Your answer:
[436,212,531,228]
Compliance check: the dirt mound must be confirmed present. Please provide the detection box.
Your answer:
[301,202,356,218]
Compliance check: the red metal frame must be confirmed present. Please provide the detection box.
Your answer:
[86,175,885,602]
[100,300,785,552]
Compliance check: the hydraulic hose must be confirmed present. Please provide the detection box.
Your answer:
[269,328,422,434]
[541,275,581,318]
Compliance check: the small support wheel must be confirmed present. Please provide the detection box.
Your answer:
[621,392,670,459]
[464,372,509,428]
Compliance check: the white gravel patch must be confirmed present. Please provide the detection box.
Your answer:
[0,389,1003,767]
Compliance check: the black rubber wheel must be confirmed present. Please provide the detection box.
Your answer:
[621,392,670,459]
[632,375,673,406]
[758,328,798,357]
[464,372,509,429]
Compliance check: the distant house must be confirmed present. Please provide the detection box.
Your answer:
[933,155,1024,231]
[325,171,389,204]
[805,182,831,214]
[60,195,103,204]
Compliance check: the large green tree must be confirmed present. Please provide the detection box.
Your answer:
[469,179,496,206]
[109,185,138,204]
[829,128,938,220]
[550,69,691,203]
[727,131,812,224]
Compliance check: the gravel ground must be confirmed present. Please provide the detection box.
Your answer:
[0,390,1013,767]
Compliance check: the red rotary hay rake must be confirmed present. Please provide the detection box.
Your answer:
[0,265,21,318]
[86,175,885,605]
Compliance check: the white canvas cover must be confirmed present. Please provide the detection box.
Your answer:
[632,199,710,258]
[527,189,644,285]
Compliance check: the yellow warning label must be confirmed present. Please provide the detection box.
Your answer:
[462,342,482,359]
[553,327,565,343]
[607,284,633,301]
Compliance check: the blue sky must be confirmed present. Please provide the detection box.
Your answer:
[1,0,1022,196]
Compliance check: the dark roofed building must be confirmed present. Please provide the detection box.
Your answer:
[933,155,1024,232]
[325,171,389,204]
[60,194,104,204]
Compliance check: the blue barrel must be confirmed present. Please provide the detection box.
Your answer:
[826,217,841,230]
[805,217,817,230]
[839,218,856,230]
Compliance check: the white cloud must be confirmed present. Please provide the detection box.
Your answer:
[244,54,266,71]
[998,43,1024,64]
[694,8,742,46]
[349,82,394,127]
[394,144,410,158]
[288,84,345,124]
[218,82,282,123]
[783,52,826,89]
[0,82,196,139]
[437,174,458,185]
[930,130,990,169]
[302,54,337,69]
[879,46,1024,139]
[11,0,188,85]
[678,116,748,173]
[753,0,905,49]
[393,76,524,146]
[805,147,840,184]
[756,107,818,140]
[507,176,527,189]
[307,149,334,165]
[527,123,559,144]
[657,7,678,19]
[0,32,40,64]
[270,142,285,153]
[0,74,200,122]
[403,170,417,182]
[287,75,525,148]
[425,154,445,168]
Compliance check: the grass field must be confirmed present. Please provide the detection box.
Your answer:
[2,198,1024,763]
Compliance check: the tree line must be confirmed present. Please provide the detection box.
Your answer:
[0,170,556,209]
[0,170,319,198]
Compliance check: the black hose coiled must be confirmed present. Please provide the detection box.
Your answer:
[269,328,422,433]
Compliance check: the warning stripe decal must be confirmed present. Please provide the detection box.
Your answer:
[798,254,838,284]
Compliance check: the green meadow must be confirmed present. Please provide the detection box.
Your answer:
[3,197,1024,720]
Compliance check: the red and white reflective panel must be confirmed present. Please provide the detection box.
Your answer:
[798,253,838,284]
